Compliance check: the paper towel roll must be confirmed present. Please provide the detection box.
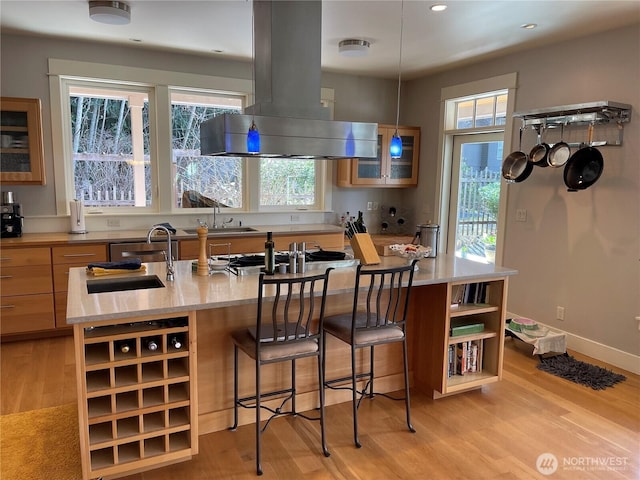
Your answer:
[69,199,87,234]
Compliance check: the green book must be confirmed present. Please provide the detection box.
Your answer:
[450,322,485,337]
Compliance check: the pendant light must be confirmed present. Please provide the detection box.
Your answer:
[389,0,405,159]
[247,1,260,154]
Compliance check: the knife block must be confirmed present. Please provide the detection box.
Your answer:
[350,233,381,265]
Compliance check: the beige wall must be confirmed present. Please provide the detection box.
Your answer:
[404,24,640,357]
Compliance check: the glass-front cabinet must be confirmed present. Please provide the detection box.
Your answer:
[337,124,420,187]
[0,97,46,185]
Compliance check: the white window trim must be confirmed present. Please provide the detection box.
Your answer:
[434,72,517,261]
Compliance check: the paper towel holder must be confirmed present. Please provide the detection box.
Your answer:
[69,199,88,234]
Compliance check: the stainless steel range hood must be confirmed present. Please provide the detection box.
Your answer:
[200,0,378,159]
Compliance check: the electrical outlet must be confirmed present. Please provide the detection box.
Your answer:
[516,209,527,222]
[556,306,565,321]
[367,201,373,211]
[373,202,379,210]
[107,219,120,227]
[290,214,300,222]
[636,316,640,331]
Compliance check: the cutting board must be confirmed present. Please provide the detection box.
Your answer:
[370,234,415,256]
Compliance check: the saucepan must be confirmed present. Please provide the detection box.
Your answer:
[502,127,533,183]
[563,124,603,192]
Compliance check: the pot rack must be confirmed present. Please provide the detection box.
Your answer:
[513,100,632,146]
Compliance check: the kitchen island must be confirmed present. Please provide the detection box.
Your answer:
[67,255,517,479]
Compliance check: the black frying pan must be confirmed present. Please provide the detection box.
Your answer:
[563,124,603,192]
[502,127,533,183]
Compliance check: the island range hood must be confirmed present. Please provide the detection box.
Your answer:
[199,0,378,159]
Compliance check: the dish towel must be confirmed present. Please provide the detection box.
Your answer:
[152,223,177,234]
[87,259,146,276]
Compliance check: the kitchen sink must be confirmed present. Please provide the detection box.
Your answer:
[87,275,165,294]
[181,227,257,235]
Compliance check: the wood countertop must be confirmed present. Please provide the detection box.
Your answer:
[0,224,344,247]
[66,255,517,324]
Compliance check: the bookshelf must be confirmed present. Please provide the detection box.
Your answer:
[411,276,508,398]
[74,313,198,480]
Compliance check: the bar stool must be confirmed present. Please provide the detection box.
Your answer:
[229,268,333,475]
[322,260,418,448]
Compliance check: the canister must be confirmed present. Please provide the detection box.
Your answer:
[416,224,439,257]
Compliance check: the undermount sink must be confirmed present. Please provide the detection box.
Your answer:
[181,227,257,235]
[87,275,165,294]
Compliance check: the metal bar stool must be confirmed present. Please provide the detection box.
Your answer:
[229,268,333,475]
[322,260,418,448]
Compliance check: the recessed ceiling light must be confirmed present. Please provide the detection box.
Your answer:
[430,4,447,12]
[338,39,371,57]
[521,23,537,30]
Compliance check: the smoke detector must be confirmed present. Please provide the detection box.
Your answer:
[89,1,131,25]
[338,39,370,57]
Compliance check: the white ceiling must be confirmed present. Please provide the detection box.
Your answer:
[1,0,639,79]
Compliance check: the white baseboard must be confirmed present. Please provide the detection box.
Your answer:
[506,312,639,375]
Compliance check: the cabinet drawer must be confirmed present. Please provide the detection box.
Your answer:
[0,265,53,296]
[52,244,107,264]
[53,263,88,292]
[0,247,51,267]
[0,293,55,334]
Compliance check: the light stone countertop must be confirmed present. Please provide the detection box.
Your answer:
[66,255,518,324]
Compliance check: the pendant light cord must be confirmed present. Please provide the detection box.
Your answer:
[251,1,255,124]
[394,0,405,132]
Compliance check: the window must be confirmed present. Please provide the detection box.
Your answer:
[49,60,331,216]
[454,93,507,129]
[171,90,243,209]
[68,84,153,209]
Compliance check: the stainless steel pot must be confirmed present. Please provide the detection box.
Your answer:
[413,224,439,257]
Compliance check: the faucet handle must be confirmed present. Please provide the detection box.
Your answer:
[197,218,208,228]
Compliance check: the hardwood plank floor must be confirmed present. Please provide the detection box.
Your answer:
[1,335,638,479]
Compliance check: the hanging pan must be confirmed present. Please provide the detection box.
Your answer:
[563,124,603,192]
[529,125,550,167]
[547,122,571,167]
[502,127,533,183]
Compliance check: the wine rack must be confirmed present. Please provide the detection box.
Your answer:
[74,313,198,480]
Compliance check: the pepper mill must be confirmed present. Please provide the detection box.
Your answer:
[196,225,209,276]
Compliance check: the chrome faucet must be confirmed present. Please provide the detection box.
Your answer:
[211,201,221,229]
[146,225,175,281]
[222,217,234,228]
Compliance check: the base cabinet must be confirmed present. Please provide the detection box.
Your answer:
[74,312,198,480]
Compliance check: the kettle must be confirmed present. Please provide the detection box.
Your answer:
[412,223,439,257]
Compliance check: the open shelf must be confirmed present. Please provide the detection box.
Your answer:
[76,314,196,478]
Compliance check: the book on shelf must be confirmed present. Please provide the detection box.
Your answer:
[451,339,483,376]
[451,282,491,307]
[450,320,485,337]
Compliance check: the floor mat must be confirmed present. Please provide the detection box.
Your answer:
[537,354,627,390]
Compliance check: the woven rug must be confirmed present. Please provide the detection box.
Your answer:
[537,354,627,390]
[0,403,82,480]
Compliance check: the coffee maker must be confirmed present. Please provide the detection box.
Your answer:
[1,192,23,238]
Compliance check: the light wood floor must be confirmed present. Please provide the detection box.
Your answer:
[1,335,638,479]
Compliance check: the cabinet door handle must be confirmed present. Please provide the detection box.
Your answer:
[0,257,12,262]
[0,275,13,279]
[62,253,98,258]
[0,304,16,309]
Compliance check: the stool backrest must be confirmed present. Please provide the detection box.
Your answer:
[254,268,333,344]
[352,260,418,330]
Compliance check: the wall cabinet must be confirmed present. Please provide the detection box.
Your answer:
[74,313,198,480]
[411,276,508,398]
[337,124,420,187]
[0,97,46,185]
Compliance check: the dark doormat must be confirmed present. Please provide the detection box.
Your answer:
[537,353,626,390]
